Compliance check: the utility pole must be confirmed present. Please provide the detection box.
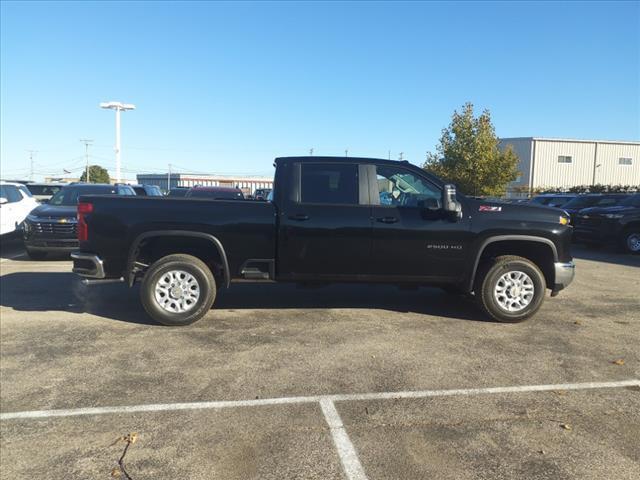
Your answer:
[27,150,37,181]
[168,163,172,191]
[388,150,391,160]
[80,139,93,182]
[345,149,349,157]
[398,152,404,161]
[309,148,314,156]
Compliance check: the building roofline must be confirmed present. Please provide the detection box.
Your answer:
[500,137,640,146]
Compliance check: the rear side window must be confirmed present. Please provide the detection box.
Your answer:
[300,164,358,205]
[118,186,135,195]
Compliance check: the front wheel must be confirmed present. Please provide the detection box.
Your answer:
[621,230,640,255]
[140,254,216,326]
[474,255,546,323]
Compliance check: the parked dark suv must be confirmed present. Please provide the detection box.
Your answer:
[573,193,640,253]
[562,193,629,225]
[22,183,135,259]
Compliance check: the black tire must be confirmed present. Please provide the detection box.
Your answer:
[474,255,546,323]
[140,254,216,326]
[620,229,640,255]
[26,248,47,260]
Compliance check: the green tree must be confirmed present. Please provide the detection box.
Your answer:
[424,102,520,197]
[79,165,110,184]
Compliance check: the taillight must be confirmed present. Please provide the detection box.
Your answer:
[77,202,93,241]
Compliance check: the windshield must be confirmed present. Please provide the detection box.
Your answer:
[49,185,117,206]
[564,195,618,209]
[619,194,640,207]
[18,185,33,198]
[26,184,62,196]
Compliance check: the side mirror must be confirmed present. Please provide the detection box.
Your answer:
[442,184,462,219]
[0,197,8,205]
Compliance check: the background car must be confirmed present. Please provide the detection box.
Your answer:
[572,193,640,254]
[22,183,136,259]
[167,187,189,197]
[562,193,630,224]
[127,184,163,196]
[253,188,272,201]
[529,193,578,208]
[24,182,67,203]
[0,181,39,236]
[185,186,244,200]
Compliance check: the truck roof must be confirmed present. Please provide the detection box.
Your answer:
[275,156,409,166]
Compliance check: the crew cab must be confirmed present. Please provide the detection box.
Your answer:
[71,157,575,326]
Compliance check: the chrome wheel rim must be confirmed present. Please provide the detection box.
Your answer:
[627,233,640,252]
[154,270,200,313]
[493,270,535,312]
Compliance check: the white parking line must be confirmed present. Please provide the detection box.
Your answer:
[320,398,368,480]
[2,379,637,421]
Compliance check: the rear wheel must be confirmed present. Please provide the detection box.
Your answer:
[474,255,546,323]
[621,230,640,254]
[26,248,47,260]
[140,254,216,326]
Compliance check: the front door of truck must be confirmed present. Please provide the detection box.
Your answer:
[370,164,470,282]
[278,162,372,280]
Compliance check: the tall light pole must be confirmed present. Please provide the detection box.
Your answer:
[100,101,135,183]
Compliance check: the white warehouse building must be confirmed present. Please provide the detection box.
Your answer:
[136,173,273,196]
[499,137,640,197]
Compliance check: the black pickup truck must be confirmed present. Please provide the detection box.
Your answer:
[71,156,575,326]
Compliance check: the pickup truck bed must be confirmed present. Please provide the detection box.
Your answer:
[79,196,276,280]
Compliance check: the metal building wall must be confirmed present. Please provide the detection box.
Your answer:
[500,138,532,196]
[594,143,640,185]
[532,140,596,188]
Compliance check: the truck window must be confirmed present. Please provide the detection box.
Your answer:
[376,166,440,208]
[300,163,358,205]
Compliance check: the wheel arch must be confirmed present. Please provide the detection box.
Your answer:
[126,230,230,288]
[468,235,558,291]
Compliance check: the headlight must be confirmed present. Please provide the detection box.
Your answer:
[604,213,624,219]
[559,216,570,225]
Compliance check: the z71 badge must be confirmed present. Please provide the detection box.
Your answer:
[479,205,502,212]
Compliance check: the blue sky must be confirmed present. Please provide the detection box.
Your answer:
[1,1,638,181]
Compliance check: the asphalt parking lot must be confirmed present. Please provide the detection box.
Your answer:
[1,238,639,479]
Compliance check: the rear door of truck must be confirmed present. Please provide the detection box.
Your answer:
[277,160,372,280]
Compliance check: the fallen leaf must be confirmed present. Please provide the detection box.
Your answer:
[128,432,138,444]
[612,359,625,366]
[574,320,582,325]
[110,467,121,477]
[560,423,572,430]
[553,390,567,396]
[538,449,545,455]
